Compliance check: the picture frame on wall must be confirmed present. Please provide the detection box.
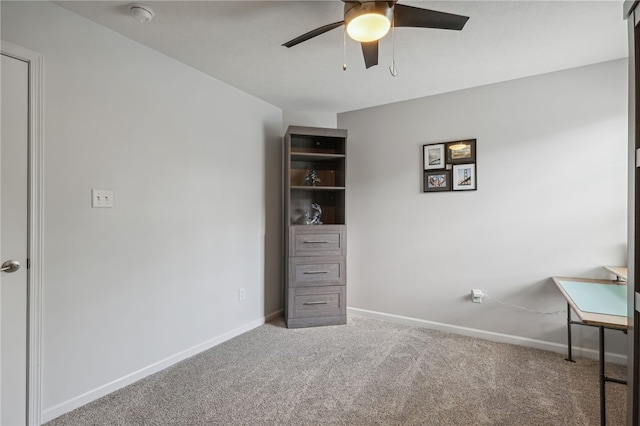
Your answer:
[452,163,476,191]
[424,170,451,192]
[422,138,477,193]
[446,139,476,164]
[423,144,445,170]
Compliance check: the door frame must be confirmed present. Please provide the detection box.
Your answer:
[1,40,44,426]
[626,2,640,425]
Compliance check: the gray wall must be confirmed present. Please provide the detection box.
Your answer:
[1,1,282,421]
[338,59,628,358]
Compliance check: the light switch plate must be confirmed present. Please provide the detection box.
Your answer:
[92,189,113,208]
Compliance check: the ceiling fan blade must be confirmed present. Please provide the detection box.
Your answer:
[361,41,378,69]
[394,4,469,31]
[282,21,345,48]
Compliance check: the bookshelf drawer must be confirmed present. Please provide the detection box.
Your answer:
[291,286,346,319]
[289,256,345,287]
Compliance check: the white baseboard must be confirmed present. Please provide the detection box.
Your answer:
[347,307,628,365]
[41,309,283,424]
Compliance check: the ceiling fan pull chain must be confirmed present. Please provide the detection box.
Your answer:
[343,28,347,71]
[389,12,398,77]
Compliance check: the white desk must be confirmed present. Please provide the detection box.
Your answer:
[552,276,627,426]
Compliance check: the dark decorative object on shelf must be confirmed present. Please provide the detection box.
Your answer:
[304,203,323,225]
[304,166,321,186]
[423,139,477,193]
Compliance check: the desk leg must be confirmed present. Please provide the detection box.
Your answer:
[566,302,575,362]
[599,326,606,426]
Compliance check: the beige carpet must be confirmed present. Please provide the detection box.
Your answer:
[45,315,627,425]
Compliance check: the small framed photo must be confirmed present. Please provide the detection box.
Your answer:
[423,144,445,170]
[446,139,476,164]
[452,164,476,191]
[424,170,451,192]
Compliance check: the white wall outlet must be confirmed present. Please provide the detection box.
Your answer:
[238,288,245,301]
[92,189,113,208]
[471,289,484,303]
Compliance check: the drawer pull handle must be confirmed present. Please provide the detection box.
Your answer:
[303,301,328,305]
[303,240,329,244]
[303,271,328,275]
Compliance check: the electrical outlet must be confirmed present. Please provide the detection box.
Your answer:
[471,289,484,303]
[92,189,113,208]
[238,288,246,301]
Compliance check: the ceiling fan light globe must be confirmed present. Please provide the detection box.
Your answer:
[344,2,393,43]
[346,14,391,42]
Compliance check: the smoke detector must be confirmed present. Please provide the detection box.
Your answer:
[129,3,154,23]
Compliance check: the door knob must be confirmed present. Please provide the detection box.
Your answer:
[0,260,20,273]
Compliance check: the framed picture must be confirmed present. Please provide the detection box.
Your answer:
[452,164,476,191]
[423,144,445,170]
[422,139,477,193]
[424,170,451,192]
[446,139,476,164]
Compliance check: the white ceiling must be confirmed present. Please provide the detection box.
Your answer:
[56,1,628,115]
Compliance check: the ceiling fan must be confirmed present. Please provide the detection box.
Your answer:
[282,1,469,70]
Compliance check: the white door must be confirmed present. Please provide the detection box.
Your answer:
[1,53,30,425]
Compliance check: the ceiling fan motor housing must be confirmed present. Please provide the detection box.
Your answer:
[344,1,394,27]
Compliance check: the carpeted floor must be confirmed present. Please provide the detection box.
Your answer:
[45,315,627,425]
